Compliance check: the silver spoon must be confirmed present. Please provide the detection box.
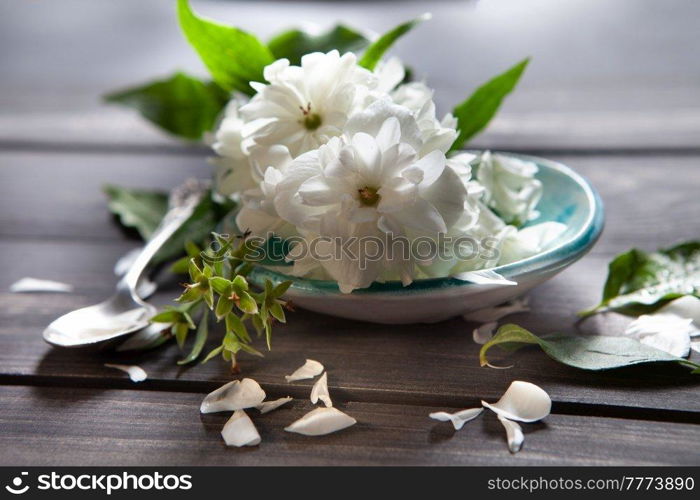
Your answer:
[43,191,202,348]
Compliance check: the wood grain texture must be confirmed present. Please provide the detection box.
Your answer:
[1,0,700,151]
[0,151,699,415]
[1,386,698,466]
[1,0,699,467]
[0,240,698,414]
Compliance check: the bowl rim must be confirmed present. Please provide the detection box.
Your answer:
[248,151,605,295]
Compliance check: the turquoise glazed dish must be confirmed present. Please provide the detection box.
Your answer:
[247,152,605,324]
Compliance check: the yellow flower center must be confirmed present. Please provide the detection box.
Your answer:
[358,186,381,207]
[299,103,322,131]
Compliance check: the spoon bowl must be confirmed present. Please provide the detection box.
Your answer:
[43,191,201,348]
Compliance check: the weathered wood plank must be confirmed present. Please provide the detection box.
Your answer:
[0,238,698,413]
[1,0,700,151]
[1,386,697,466]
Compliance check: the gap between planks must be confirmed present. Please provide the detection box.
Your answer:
[1,374,697,425]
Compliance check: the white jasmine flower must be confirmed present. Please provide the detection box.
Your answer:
[498,221,568,264]
[374,56,405,93]
[234,145,301,239]
[278,116,468,292]
[475,151,543,225]
[294,125,464,233]
[211,101,260,197]
[240,51,377,157]
[391,82,458,155]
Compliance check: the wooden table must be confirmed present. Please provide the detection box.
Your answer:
[1,0,699,466]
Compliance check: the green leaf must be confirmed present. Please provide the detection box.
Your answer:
[103,185,168,239]
[236,291,259,315]
[170,256,190,274]
[153,192,235,265]
[104,187,235,266]
[271,280,292,298]
[450,58,530,151]
[215,295,233,320]
[270,302,286,323]
[185,240,202,258]
[232,275,249,293]
[580,241,700,317]
[480,324,700,372]
[176,284,202,303]
[268,25,369,65]
[104,72,229,141]
[201,345,224,364]
[150,309,180,324]
[223,331,240,353]
[177,0,274,94]
[173,322,189,349]
[239,342,264,358]
[178,313,209,365]
[188,259,203,282]
[209,276,231,295]
[358,14,430,71]
[226,314,250,343]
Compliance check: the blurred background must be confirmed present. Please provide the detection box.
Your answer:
[1,0,698,153]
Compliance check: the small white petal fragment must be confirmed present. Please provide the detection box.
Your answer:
[257,396,293,414]
[624,314,693,358]
[482,381,551,422]
[221,410,261,447]
[285,407,356,436]
[104,363,147,383]
[200,378,266,413]
[429,407,483,430]
[463,297,530,323]
[285,359,324,382]
[473,322,498,345]
[10,277,74,293]
[656,296,700,326]
[310,372,332,407]
[451,270,516,286]
[498,415,524,454]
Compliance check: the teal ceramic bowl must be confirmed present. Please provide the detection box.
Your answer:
[247,152,604,324]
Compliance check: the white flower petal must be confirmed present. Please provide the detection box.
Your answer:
[463,297,530,323]
[221,410,261,447]
[104,363,147,383]
[10,277,74,293]
[310,372,333,407]
[498,415,524,454]
[499,222,568,264]
[389,198,447,233]
[285,359,325,382]
[482,381,551,422]
[376,117,402,150]
[413,150,445,187]
[257,396,293,414]
[624,314,693,358]
[656,296,700,325]
[429,407,484,430]
[473,322,498,345]
[452,270,517,286]
[200,378,266,414]
[284,407,357,436]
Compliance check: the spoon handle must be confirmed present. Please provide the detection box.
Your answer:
[119,194,202,294]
